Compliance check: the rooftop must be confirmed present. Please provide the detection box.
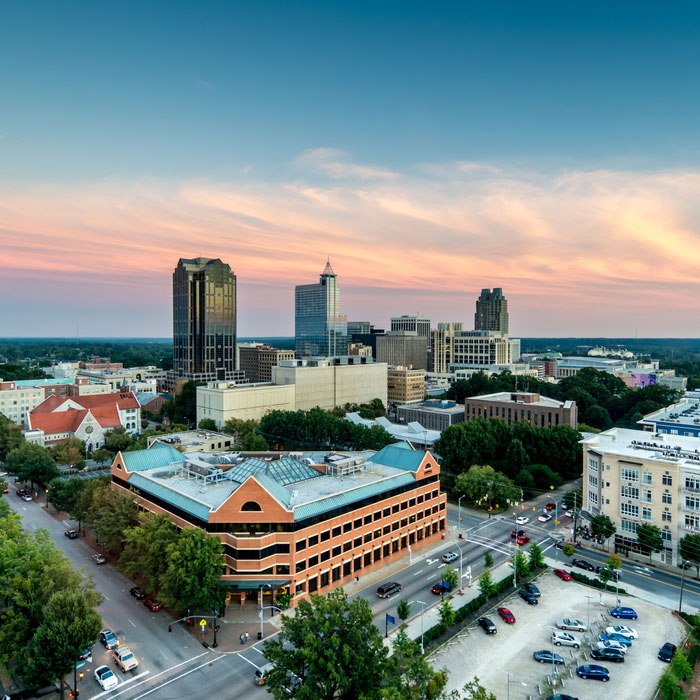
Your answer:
[638,399,700,427]
[8,377,78,387]
[345,413,441,446]
[467,391,568,408]
[398,400,463,414]
[149,429,233,448]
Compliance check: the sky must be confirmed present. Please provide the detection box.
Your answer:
[2,0,700,337]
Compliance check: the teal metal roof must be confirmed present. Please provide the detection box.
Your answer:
[253,471,293,508]
[13,377,76,386]
[128,472,211,522]
[121,442,186,472]
[293,472,415,522]
[226,457,320,486]
[371,444,425,472]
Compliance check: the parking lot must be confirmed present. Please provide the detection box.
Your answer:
[437,568,686,699]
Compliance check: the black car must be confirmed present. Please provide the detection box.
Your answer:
[477,617,497,634]
[544,696,579,700]
[571,558,595,571]
[519,589,538,605]
[658,642,677,662]
[510,529,525,538]
[533,649,564,665]
[591,647,625,663]
[523,582,541,597]
[130,587,146,600]
[64,529,78,539]
[99,629,119,650]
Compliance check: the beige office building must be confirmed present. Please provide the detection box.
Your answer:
[581,428,700,566]
[238,344,296,383]
[197,383,296,428]
[387,368,425,406]
[464,392,577,428]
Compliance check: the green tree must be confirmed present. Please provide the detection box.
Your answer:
[263,588,387,700]
[504,438,529,479]
[636,523,664,563]
[240,431,270,451]
[453,465,520,512]
[161,380,204,425]
[562,489,582,510]
[478,571,495,598]
[658,668,684,700]
[47,476,85,513]
[583,404,613,430]
[0,413,23,459]
[92,447,114,466]
[483,551,493,569]
[198,418,217,431]
[678,534,700,577]
[442,565,458,592]
[528,541,545,570]
[89,484,139,552]
[450,677,497,700]
[6,442,59,488]
[606,554,622,571]
[438,598,455,627]
[49,437,86,466]
[159,528,224,611]
[670,650,693,681]
[562,543,575,557]
[510,549,529,583]
[104,426,132,452]
[591,514,616,544]
[70,474,110,533]
[397,599,411,624]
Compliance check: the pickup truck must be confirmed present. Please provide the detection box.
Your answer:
[113,646,139,672]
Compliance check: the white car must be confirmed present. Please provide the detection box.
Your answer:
[538,512,552,522]
[22,494,32,502]
[606,625,638,639]
[557,618,586,632]
[113,646,139,672]
[441,551,458,564]
[597,640,628,654]
[552,631,581,648]
[94,665,119,690]
[515,516,529,525]
[564,510,573,518]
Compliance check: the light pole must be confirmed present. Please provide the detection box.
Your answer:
[45,488,49,509]
[510,542,517,587]
[417,600,427,654]
[458,494,465,530]
[259,583,271,640]
[584,595,593,645]
[679,560,689,614]
[504,670,527,700]
[458,544,464,592]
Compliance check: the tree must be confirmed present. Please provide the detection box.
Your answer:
[49,437,86,466]
[92,447,114,466]
[47,476,85,514]
[562,543,575,557]
[510,550,529,583]
[583,405,613,430]
[450,677,496,700]
[453,465,520,512]
[263,588,387,700]
[159,528,224,612]
[591,514,616,544]
[504,438,529,479]
[0,414,23,459]
[6,442,59,488]
[483,551,493,569]
[240,431,270,451]
[442,565,458,592]
[562,489,582,510]
[198,418,217,431]
[89,484,139,552]
[478,571,495,598]
[670,650,693,681]
[161,380,204,425]
[636,523,664,563]
[104,426,132,452]
[606,554,622,571]
[658,668,685,700]
[528,541,545,570]
[678,534,700,577]
[397,599,411,624]
[438,599,455,627]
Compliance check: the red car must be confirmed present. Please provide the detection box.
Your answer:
[497,607,516,624]
[516,536,530,546]
[544,501,556,510]
[554,568,572,581]
[143,598,161,612]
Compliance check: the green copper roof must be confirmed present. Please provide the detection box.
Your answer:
[370,444,425,472]
[128,472,211,522]
[121,442,187,472]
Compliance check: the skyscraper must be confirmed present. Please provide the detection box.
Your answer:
[172,257,237,382]
[295,260,348,358]
[474,288,509,333]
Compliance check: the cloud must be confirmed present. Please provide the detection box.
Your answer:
[295,147,398,180]
[1,162,699,337]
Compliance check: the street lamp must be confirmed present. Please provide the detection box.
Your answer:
[541,625,558,683]
[417,600,428,654]
[45,488,49,509]
[259,584,271,640]
[584,595,593,645]
[458,494,465,530]
[510,542,517,587]
[504,670,527,700]
[679,560,690,614]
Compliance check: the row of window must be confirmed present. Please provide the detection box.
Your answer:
[621,467,672,486]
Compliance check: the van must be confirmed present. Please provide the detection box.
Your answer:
[254,663,273,686]
[376,582,403,598]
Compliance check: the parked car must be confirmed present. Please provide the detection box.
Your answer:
[523,582,540,597]
[519,589,538,605]
[606,625,638,639]
[376,582,403,598]
[510,529,525,538]
[113,646,139,672]
[576,664,610,682]
[22,494,32,502]
[16,489,26,497]
[441,551,458,564]
[658,642,677,662]
[516,536,530,546]
[610,606,638,620]
[544,696,579,700]
[571,558,595,571]
[64,529,78,539]
[477,617,497,634]
[552,631,581,648]
[497,607,515,623]
[78,647,92,662]
[143,598,162,611]
[533,650,564,665]
[544,501,556,510]
[538,513,552,522]
[94,665,119,691]
[430,581,451,595]
[597,639,628,654]
[599,632,632,647]
[553,568,572,581]
[557,618,586,632]
[515,516,529,525]
[591,647,625,663]
[129,586,146,600]
[92,553,106,565]
[99,629,119,650]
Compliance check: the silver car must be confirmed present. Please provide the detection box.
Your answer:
[557,618,587,632]
[552,631,581,648]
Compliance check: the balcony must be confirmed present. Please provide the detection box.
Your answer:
[683,521,700,533]
[682,485,700,495]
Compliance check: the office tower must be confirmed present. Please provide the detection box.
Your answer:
[376,331,428,370]
[295,260,348,358]
[390,316,431,347]
[239,344,296,383]
[347,321,372,335]
[474,288,509,333]
[172,257,237,382]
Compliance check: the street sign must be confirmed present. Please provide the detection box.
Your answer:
[200,619,207,627]
[386,614,396,624]
[75,661,86,669]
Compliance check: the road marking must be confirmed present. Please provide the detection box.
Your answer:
[128,619,137,627]
[160,650,170,660]
[437,563,445,569]
[250,645,266,655]
[237,653,260,668]
[128,655,226,700]
[90,670,151,699]
[412,570,423,576]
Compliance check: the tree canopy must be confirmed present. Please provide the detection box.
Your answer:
[6,442,59,486]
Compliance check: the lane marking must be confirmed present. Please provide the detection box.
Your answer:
[237,653,260,668]
[129,654,226,700]
[412,570,423,576]
[128,619,137,627]
[90,671,151,699]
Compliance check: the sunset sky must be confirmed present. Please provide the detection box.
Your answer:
[2,1,700,337]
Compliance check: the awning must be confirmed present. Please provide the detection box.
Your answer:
[217,579,291,592]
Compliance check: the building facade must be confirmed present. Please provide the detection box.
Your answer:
[238,344,296,383]
[173,257,237,382]
[110,441,447,608]
[430,323,464,373]
[390,316,431,347]
[638,399,700,438]
[464,391,578,428]
[148,430,235,453]
[376,331,428,370]
[397,400,466,432]
[295,261,348,358]
[197,382,296,427]
[387,368,425,406]
[474,288,508,333]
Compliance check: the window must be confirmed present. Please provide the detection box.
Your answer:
[383,525,390,535]
[621,519,637,533]
[321,530,331,542]
[662,511,672,522]
[642,507,652,521]
[686,477,700,492]
[643,472,653,485]
[620,503,639,518]
[332,526,341,538]
[662,493,673,505]
[321,550,330,562]
[364,514,372,525]
[401,501,408,511]
[308,555,319,567]
[343,541,352,553]
[320,571,329,588]
[588,490,598,505]
[620,485,638,499]
[296,539,307,552]
[588,475,598,487]
[416,495,423,504]
[621,468,639,482]
[308,577,318,593]
[353,537,362,549]
[332,566,341,582]
[343,522,352,533]
[241,501,262,511]
[588,457,599,472]
[383,508,390,517]
[661,528,672,542]
[642,489,653,504]
[343,561,351,576]
[663,474,673,486]
[686,515,700,532]
[374,510,382,521]
[332,545,341,557]
[354,518,362,529]
[409,498,416,507]
[308,535,318,547]
[686,497,700,511]
[296,560,306,573]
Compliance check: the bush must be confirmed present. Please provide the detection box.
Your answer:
[570,571,627,594]
[422,623,447,645]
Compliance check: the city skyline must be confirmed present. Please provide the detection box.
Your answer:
[2,1,699,337]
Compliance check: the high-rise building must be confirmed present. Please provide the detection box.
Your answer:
[430,322,464,373]
[295,260,348,358]
[474,288,508,334]
[172,257,238,382]
[390,316,431,347]
[376,331,428,370]
[347,321,372,335]
[239,344,296,383]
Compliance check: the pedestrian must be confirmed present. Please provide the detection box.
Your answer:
[168,625,172,633]
[240,633,244,645]
[245,631,249,643]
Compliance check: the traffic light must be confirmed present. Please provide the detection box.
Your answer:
[79,672,84,679]
[214,625,219,633]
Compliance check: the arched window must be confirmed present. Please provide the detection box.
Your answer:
[241,501,262,512]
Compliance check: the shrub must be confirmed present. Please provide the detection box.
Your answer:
[570,571,627,594]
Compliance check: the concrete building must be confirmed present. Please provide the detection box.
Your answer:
[238,344,295,383]
[148,430,235,453]
[197,382,296,428]
[397,400,465,432]
[295,260,348,358]
[348,343,373,357]
[110,441,447,607]
[376,331,428,370]
[387,367,425,406]
[347,321,372,335]
[430,323,463,373]
[464,391,578,428]
[638,399,700,437]
[346,414,440,449]
[474,287,508,334]
[272,358,387,411]
[581,428,700,565]
[78,366,168,393]
[390,316,431,348]
[172,257,237,383]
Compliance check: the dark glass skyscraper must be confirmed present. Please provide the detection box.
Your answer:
[474,288,509,334]
[173,257,237,382]
[295,261,348,358]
